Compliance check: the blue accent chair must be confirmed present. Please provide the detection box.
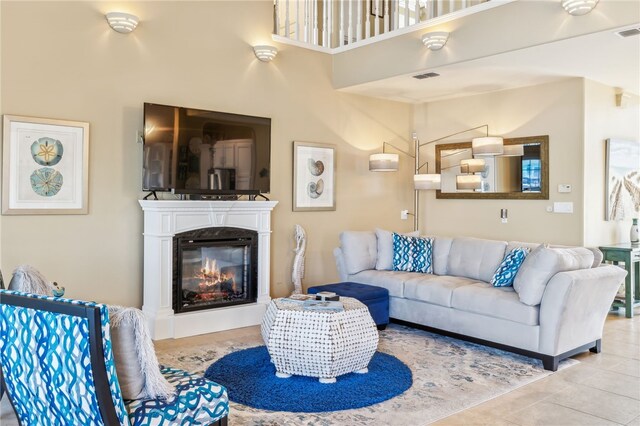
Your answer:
[308,282,390,330]
[0,290,229,426]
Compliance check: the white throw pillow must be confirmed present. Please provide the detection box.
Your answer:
[375,228,419,270]
[513,245,594,306]
[8,265,55,296]
[108,306,175,400]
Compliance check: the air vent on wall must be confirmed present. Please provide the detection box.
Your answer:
[413,72,440,80]
[616,27,640,38]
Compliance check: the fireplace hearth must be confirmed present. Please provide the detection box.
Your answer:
[173,227,258,314]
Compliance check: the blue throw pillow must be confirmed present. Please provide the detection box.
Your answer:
[392,233,433,273]
[491,247,530,287]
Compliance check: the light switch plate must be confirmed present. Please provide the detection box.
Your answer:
[554,202,574,213]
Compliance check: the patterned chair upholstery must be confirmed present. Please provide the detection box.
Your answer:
[0,290,229,426]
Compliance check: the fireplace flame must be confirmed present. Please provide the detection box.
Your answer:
[198,258,236,293]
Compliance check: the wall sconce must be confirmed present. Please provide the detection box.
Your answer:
[253,45,278,62]
[106,12,139,33]
[456,175,482,190]
[421,32,449,51]
[561,0,599,15]
[369,152,400,171]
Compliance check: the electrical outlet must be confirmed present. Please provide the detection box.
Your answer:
[136,130,144,144]
[400,210,409,220]
[553,202,574,213]
[500,208,508,223]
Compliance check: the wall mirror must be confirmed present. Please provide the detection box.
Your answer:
[435,135,549,199]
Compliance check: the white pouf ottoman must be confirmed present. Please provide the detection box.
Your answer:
[261,296,379,383]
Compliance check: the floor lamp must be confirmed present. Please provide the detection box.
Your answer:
[370,125,503,231]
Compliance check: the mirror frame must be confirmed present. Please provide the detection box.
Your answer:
[435,135,549,200]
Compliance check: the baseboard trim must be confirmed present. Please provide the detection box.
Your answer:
[389,318,599,371]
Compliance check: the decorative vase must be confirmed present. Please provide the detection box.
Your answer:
[631,218,639,243]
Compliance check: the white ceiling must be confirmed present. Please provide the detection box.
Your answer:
[341,24,640,104]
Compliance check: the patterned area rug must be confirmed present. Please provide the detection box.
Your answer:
[156,323,576,425]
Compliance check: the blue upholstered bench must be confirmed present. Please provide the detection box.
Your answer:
[308,282,389,330]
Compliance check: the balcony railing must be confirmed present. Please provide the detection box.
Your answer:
[274,0,490,51]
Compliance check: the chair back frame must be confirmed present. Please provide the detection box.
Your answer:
[0,292,122,426]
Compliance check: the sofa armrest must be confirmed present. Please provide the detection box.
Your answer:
[539,265,626,355]
[334,247,348,282]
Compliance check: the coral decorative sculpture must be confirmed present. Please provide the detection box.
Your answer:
[291,225,307,295]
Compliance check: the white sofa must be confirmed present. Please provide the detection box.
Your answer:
[334,231,626,370]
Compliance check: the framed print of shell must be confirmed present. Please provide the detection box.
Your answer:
[2,115,89,215]
[293,141,336,211]
[606,138,640,221]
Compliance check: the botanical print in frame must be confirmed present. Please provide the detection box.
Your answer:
[606,138,640,221]
[293,141,336,212]
[2,115,89,215]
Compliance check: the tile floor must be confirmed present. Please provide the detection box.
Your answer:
[1,308,638,425]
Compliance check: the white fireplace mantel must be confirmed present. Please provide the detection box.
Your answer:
[139,200,278,340]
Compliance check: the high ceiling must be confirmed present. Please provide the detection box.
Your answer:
[340,24,640,104]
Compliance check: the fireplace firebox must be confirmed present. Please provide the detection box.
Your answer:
[173,227,258,313]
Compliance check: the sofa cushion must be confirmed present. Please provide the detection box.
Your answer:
[375,228,419,270]
[404,275,480,307]
[432,236,453,276]
[392,234,433,273]
[447,238,507,282]
[513,245,594,306]
[451,282,540,326]
[348,270,425,298]
[340,231,377,275]
[491,247,530,287]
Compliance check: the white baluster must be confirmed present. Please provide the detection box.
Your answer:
[285,0,290,38]
[449,0,456,13]
[437,0,444,17]
[275,0,280,35]
[357,0,362,41]
[322,0,328,46]
[312,0,317,44]
[461,0,468,9]
[296,0,300,40]
[404,0,409,27]
[340,0,345,46]
[375,0,380,36]
[414,0,420,24]
[328,0,333,47]
[348,0,353,44]
[393,0,399,30]
[366,0,371,39]
[304,0,308,42]
[384,0,389,33]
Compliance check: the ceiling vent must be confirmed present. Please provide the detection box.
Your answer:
[413,72,440,80]
[616,27,640,38]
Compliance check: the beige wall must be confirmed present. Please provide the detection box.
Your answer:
[0,1,413,305]
[414,78,586,245]
[583,80,640,246]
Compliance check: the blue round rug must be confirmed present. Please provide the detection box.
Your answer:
[204,346,412,412]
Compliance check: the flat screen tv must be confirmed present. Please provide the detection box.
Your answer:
[142,103,271,196]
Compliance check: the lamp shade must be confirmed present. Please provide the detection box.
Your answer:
[500,144,524,157]
[561,0,599,15]
[369,153,399,171]
[414,174,441,190]
[460,158,485,173]
[472,137,504,156]
[106,12,139,33]
[456,175,482,190]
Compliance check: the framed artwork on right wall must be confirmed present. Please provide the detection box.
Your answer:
[605,138,640,220]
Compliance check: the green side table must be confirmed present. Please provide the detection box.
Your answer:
[599,243,640,318]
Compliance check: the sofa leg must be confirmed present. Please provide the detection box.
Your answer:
[589,339,602,354]
[542,356,559,372]
[377,324,387,331]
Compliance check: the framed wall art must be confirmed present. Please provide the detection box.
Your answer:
[605,138,640,221]
[293,141,336,212]
[2,115,89,215]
